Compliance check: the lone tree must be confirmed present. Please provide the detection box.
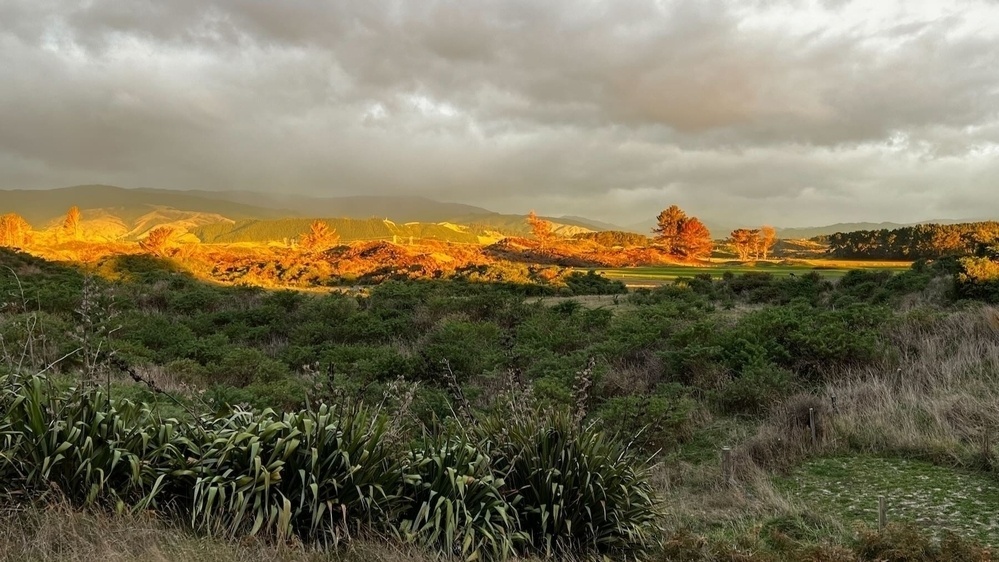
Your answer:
[759,225,778,260]
[653,205,713,258]
[0,213,32,247]
[62,206,81,241]
[140,227,175,256]
[299,220,340,254]
[527,210,555,250]
[652,205,687,254]
[675,218,714,258]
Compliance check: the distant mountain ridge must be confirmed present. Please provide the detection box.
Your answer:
[10,185,976,242]
[0,184,621,241]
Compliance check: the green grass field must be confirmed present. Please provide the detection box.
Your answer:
[776,456,999,545]
[596,261,912,286]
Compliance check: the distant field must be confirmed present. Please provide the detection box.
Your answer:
[596,260,912,286]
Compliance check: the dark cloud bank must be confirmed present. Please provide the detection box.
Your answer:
[1,0,998,228]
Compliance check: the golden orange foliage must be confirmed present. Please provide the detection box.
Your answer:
[139,227,176,256]
[526,211,555,249]
[62,206,82,241]
[653,205,712,258]
[299,220,340,253]
[0,213,32,247]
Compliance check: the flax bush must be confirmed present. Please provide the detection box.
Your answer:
[476,407,664,558]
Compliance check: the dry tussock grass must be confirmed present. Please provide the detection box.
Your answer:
[655,305,999,541]
[742,304,999,472]
[0,502,438,562]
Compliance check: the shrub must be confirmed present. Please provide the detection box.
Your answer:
[595,384,698,451]
[563,270,627,295]
[956,256,999,302]
[190,404,406,541]
[400,438,521,559]
[205,347,289,387]
[418,320,504,382]
[0,373,189,509]
[711,363,795,416]
[853,523,940,562]
[476,407,663,557]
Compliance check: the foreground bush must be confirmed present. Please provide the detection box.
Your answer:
[477,408,664,557]
[401,438,521,560]
[0,372,662,560]
[190,404,405,541]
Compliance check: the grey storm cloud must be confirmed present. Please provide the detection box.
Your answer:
[1,0,998,228]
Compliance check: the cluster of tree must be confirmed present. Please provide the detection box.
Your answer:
[728,226,777,261]
[827,222,999,260]
[652,205,713,258]
[1,207,83,248]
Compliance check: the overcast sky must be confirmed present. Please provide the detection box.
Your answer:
[1,0,998,228]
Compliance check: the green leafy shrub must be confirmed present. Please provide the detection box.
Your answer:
[595,384,698,451]
[205,347,289,387]
[563,270,627,295]
[418,320,504,382]
[0,373,189,509]
[711,363,795,415]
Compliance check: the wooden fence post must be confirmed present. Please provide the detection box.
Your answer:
[878,495,886,531]
[721,447,732,484]
[809,407,817,446]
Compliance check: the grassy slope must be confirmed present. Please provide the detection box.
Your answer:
[191,218,483,244]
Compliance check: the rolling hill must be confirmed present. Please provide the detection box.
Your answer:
[0,185,618,242]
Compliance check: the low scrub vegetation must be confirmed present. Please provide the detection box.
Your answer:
[5,247,999,559]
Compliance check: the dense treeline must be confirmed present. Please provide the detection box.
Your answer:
[826,222,999,260]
